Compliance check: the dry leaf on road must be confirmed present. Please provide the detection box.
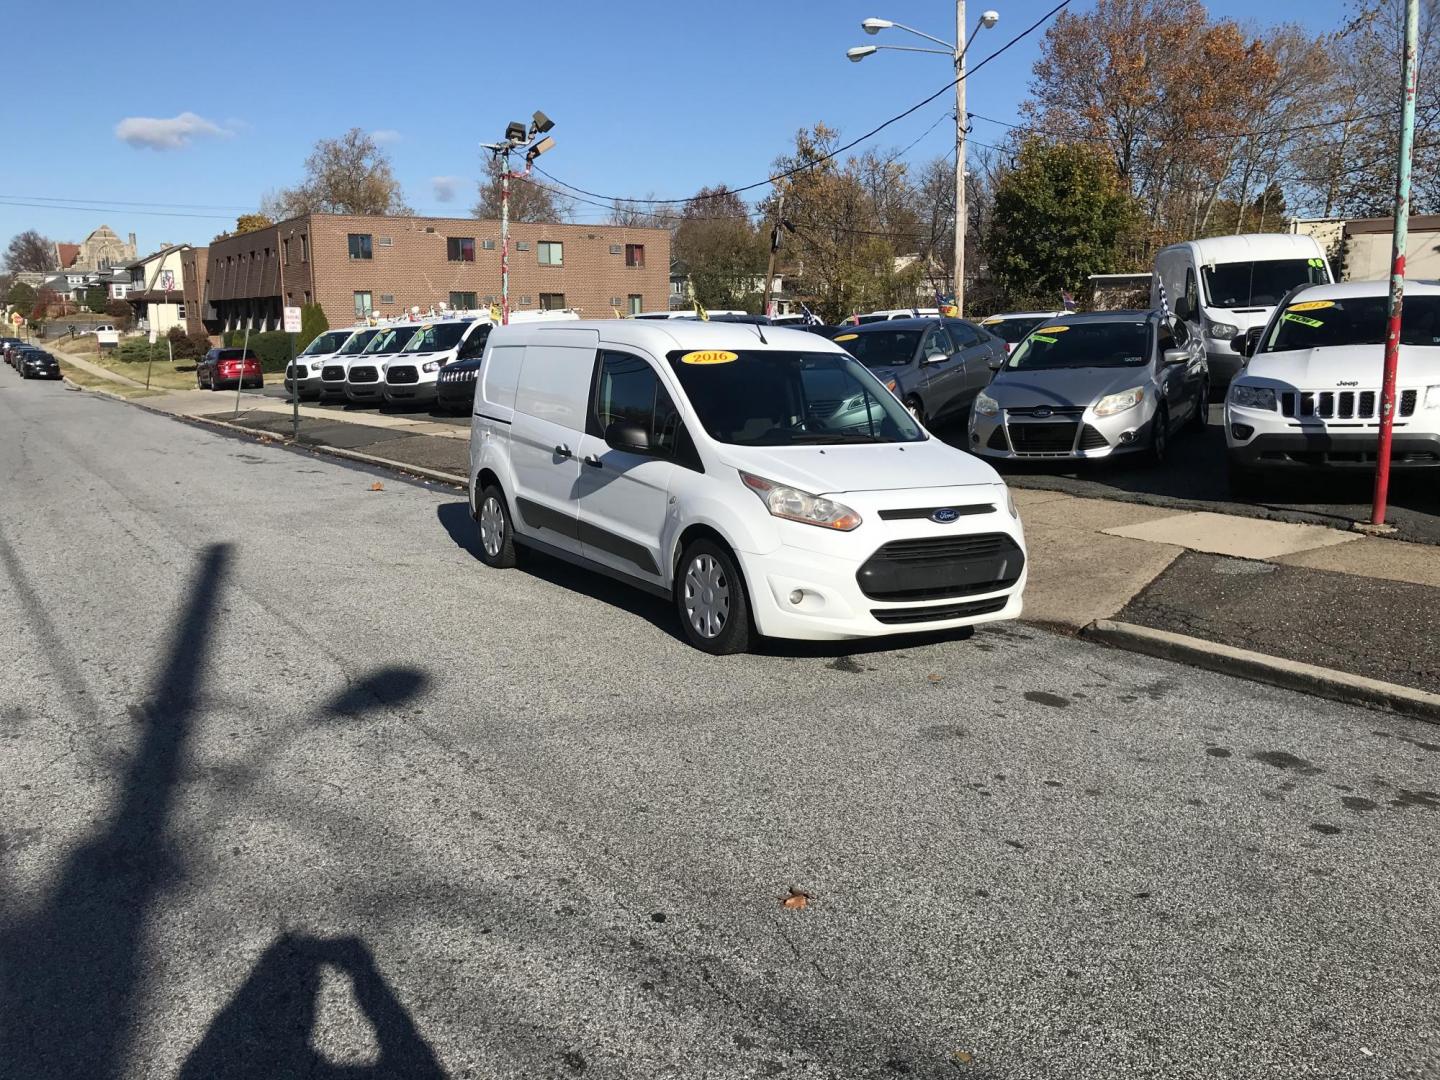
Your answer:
[369,481,385,492]
[781,886,814,910]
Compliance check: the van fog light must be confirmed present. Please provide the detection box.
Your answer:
[789,589,805,605]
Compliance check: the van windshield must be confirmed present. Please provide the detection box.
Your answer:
[300,330,352,356]
[402,322,473,353]
[1006,321,1150,370]
[666,349,924,445]
[337,329,379,355]
[1262,295,1440,352]
[362,326,422,354]
[1203,259,1329,309]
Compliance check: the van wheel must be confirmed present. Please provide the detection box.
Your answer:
[476,484,518,568]
[675,539,752,655]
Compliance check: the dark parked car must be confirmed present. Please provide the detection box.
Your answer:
[1,336,22,366]
[18,347,61,380]
[196,347,263,390]
[831,316,1005,427]
[435,355,482,414]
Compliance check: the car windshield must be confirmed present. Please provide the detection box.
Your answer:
[666,349,924,446]
[1202,258,1329,308]
[337,330,379,355]
[401,323,471,353]
[985,317,1045,344]
[361,326,421,354]
[1006,321,1151,371]
[1262,295,1440,352]
[832,329,922,369]
[300,330,352,356]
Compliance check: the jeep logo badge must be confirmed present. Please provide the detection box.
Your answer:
[931,507,961,523]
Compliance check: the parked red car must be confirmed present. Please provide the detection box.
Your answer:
[196,347,263,390]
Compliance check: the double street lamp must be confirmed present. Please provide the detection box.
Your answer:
[481,111,556,325]
[847,5,999,317]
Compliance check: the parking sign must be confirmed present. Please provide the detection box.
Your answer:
[283,306,302,334]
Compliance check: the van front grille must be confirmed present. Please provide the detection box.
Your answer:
[348,366,379,383]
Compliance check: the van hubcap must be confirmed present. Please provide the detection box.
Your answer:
[684,554,730,638]
[479,496,504,558]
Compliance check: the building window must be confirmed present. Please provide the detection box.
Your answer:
[303,290,311,304]
[379,293,395,305]
[628,294,643,315]
[300,234,309,262]
[609,296,623,306]
[519,295,532,305]
[625,244,645,268]
[539,293,566,310]
[450,291,478,310]
[537,241,563,266]
[481,239,496,250]
[264,246,271,259]
[515,241,531,252]
[447,237,476,262]
[354,291,372,317]
[348,234,372,260]
[283,238,291,265]
[177,303,187,320]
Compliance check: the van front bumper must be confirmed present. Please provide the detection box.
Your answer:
[736,536,1026,641]
[383,380,439,404]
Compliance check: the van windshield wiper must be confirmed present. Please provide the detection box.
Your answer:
[786,433,886,444]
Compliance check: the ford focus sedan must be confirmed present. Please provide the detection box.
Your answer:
[969,310,1208,463]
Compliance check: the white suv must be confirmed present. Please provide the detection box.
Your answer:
[468,320,1027,653]
[1225,280,1440,490]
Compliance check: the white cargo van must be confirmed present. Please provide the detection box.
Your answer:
[1152,233,1331,394]
[467,320,1027,653]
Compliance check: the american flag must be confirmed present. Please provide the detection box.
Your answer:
[1060,289,1076,312]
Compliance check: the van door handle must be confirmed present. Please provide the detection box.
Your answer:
[582,454,603,469]
[553,445,572,459]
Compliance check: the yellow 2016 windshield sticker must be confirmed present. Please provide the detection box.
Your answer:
[833,333,859,342]
[980,317,1003,325]
[1282,313,1324,328]
[680,350,739,365]
[1286,300,1335,312]
[1035,325,1070,334]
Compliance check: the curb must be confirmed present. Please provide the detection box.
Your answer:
[1083,619,1440,724]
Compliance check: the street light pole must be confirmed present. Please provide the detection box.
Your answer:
[954,0,967,317]
[483,112,556,330]
[500,163,511,326]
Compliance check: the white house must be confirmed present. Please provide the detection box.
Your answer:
[125,244,191,334]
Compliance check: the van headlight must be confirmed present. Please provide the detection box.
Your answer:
[740,472,862,531]
[999,485,1018,518]
[975,391,1000,417]
[1207,320,1239,340]
[422,361,441,373]
[1230,384,1277,410]
[1425,384,1440,410]
[1094,387,1145,416]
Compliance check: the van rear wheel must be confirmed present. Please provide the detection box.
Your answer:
[675,539,752,655]
[476,484,518,569]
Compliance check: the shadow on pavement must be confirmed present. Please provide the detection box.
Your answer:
[179,934,445,1080]
[0,544,231,1079]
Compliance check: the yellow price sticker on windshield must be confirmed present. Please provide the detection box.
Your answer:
[1035,325,1070,334]
[980,317,1003,325]
[833,333,859,342]
[679,350,739,365]
[1286,300,1335,312]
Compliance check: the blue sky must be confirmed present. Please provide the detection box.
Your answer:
[1,0,1348,257]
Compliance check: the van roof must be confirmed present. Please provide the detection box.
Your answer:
[1160,232,1325,263]
[487,319,851,355]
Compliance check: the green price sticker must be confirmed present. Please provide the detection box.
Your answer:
[1282,312,1324,328]
[1031,334,1058,344]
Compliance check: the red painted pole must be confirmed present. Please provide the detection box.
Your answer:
[1369,0,1420,527]
[500,162,511,327]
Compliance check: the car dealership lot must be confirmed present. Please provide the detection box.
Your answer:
[3,367,1439,1078]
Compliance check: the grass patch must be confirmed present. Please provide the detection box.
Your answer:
[57,361,164,399]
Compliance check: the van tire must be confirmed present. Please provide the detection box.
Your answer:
[675,538,752,655]
[476,484,519,569]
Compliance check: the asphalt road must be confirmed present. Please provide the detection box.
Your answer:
[934,407,1440,546]
[3,369,1439,1080]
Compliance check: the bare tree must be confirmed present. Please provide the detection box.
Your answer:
[265,129,412,218]
[5,231,57,272]
[472,159,573,222]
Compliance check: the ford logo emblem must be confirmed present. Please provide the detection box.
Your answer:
[1032,407,1053,419]
[931,507,961,524]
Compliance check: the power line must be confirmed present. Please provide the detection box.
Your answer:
[967,107,1405,145]
[533,0,1071,208]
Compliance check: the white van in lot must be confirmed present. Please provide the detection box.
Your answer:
[318,327,383,401]
[1152,233,1331,394]
[344,324,423,404]
[285,328,362,401]
[1225,280,1440,489]
[468,321,1027,653]
[382,318,488,405]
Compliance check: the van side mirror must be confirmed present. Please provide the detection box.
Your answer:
[605,420,650,453]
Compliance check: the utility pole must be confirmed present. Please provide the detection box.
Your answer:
[1367,0,1420,530]
[500,164,511,326]
[954,0,967,317]
[761,189,786,318]
[483,112,556,330]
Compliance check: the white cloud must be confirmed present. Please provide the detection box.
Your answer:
[431,176,463,203]
[371,129,402,144]
[114,111,229,151]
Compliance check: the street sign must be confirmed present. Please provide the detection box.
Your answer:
[148,328,157,344]
[283,306,302,334]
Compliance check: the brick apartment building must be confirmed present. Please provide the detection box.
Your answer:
[196,213,670,333]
